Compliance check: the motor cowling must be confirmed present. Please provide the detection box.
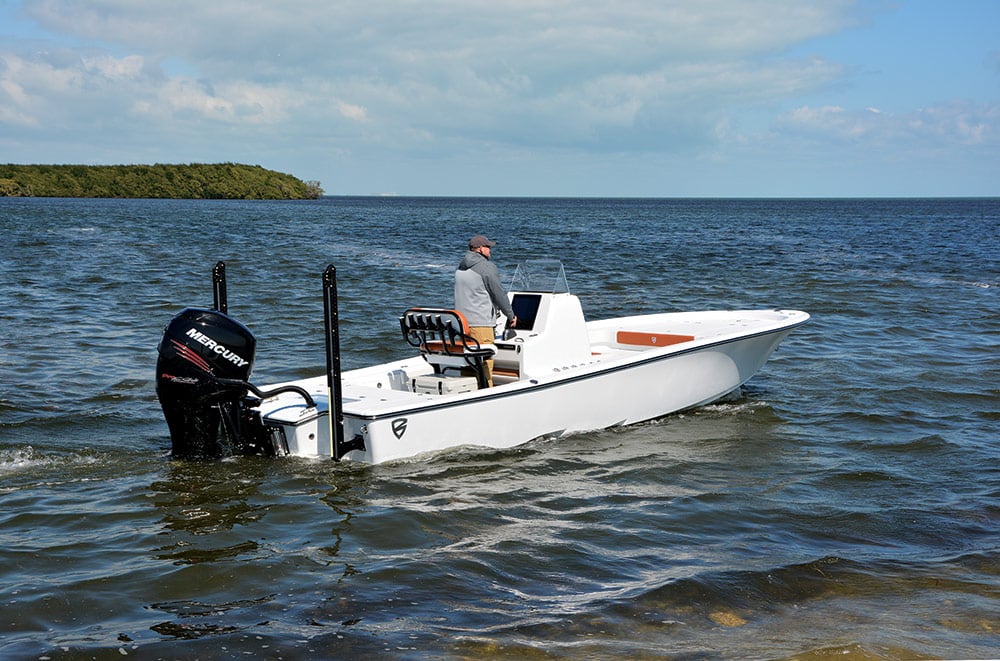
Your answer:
[156,307,256,459]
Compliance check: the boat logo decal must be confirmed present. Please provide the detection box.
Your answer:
[160,372,200,385]
[392,418,408,439]
[183,327,250,368]
[170,338,213,374]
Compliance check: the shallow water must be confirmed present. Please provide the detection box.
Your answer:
[1,196,998,659]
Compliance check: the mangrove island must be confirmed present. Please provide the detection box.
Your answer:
[0,163,324,199]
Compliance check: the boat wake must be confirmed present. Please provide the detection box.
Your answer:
[0,445,146,494]
[0,446,91,477]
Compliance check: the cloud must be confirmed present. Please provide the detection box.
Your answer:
[916,101,998,146]
[82,53,144,79]
[4,0,859,154]
[22,1,858,71]
[775,102,998,149]
[0,52,84,126]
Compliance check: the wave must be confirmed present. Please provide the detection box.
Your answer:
[0,446,59,476]
[411,550,1000,658]
[0,444,162,493]
[0,446,104,495]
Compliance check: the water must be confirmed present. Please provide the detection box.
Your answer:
[1,197,998,659]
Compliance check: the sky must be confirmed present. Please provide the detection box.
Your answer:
[0,0,997,197]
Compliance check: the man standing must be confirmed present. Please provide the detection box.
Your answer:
[455,235,517,386]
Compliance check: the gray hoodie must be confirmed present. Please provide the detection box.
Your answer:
[454,250,515,327]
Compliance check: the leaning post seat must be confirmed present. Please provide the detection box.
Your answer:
[399,308,496,389]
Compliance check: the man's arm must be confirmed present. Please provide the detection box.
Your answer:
[482,264,516,321]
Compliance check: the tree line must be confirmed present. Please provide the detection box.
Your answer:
[0,163,324,199]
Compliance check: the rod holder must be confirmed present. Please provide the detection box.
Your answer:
[212,261,228,314]
[323,264,365,460]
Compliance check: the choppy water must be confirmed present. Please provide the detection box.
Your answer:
[1,196,998,659]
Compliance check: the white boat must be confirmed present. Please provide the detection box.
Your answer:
[155,260,809,463]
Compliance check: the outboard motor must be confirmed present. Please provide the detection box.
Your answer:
[156,307,257,459]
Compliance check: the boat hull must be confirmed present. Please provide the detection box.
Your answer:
[256,310,805,463]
